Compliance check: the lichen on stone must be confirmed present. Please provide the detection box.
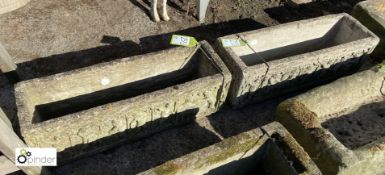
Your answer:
[203,134,262,166]
[277,100,320,129]
[376,61,385,72]
[153,162,180,175]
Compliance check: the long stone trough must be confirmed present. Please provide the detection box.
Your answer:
[277,67,385,175]
[217,13,379,107]
[140,122,321,175]
[15,41,231,163]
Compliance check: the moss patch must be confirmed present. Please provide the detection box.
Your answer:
[203,134,262,166]
[154,162,180,175]
[277,100,320,129]
[308,128,331,144]
[279,133,309,166]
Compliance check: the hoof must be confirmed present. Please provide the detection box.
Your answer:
[152,14,161,22]
[162,15,170,21]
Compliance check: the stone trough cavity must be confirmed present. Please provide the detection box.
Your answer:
[140,122,321,175]
[217,13,379,107]
[322,101,385,149]
[277,68,385,175]
[15,41,231,163]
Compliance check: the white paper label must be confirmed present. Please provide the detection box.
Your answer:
[249,40,258,45]
[221,39,244,47]
[171,35,191,46]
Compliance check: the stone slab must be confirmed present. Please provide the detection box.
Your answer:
[353,0,385,60]
[139,122,321,175]
[217,13,379,108]
[15,41,231,164]
[277,67,385,175]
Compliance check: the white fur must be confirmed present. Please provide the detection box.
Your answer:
[151,0,169,22]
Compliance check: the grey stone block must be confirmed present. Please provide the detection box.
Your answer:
[139,122,321,175]
[15,41,231,163]
[217,13,379,108]
[277,68,385,175]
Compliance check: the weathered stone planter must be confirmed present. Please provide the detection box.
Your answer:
[140,122,321,175]
[15,41,231,163]
[217,13,379,107]
[277,68,385,175]
[353,0,385,60]
[0,0,30,14]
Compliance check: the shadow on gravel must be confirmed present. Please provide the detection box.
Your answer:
[265,0,363,23]
[53,121,222,175]
[15,18,265,81]
[208,99,279,139]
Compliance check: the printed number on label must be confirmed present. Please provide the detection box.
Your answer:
[222,39,243,47]
[171,35,191,46]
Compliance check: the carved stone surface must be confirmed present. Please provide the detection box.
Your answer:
[139,122,321,175]
[15,41,231,163]
[277,68,385,175]
[217,13,379,108]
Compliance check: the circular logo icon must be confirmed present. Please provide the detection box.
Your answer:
[17,155,27,164]
[20,149,27,156]
[17,149,31,164]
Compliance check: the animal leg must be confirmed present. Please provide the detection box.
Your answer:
[161,0,170,21]
[151,0,160,22]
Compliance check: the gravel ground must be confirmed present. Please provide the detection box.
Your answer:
[0,0,363,174]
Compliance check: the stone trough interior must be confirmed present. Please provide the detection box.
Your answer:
[207,134,306,175]
[230,15,372,66]
[321,99,385,149]
[18,47,220,124]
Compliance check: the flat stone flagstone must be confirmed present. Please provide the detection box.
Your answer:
[277,67,385,175]
[15,41,231,164]
[217,13,379,108]
[353,0,385,60]
[140,122,321,175]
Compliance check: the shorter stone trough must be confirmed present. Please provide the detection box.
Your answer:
[277,68,385,175]
[15,41,231,163]
[140,122,321,175]
[217,13,379,107]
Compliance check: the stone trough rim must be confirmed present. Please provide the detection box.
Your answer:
[140,121,321,175]
[218,13,380,71]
